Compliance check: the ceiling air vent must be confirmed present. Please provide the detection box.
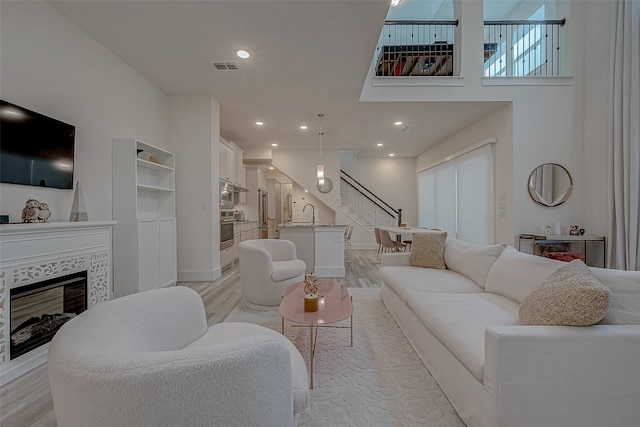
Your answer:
[212,61,240,71]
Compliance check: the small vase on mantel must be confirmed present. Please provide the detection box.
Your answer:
[554,222,562,235]
[70,181,88,222]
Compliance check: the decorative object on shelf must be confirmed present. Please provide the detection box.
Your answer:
[38,202,51,222]
[22,199,42,223]
[580,228,585,235]
[554,221,562,235]
[528,163,573,207]
[544,224,554,235]
[137,150,158,164]
[569,225,580,236]
[70,181,88,222]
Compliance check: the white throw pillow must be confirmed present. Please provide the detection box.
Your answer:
[485,246,565,303]
[444,238,507,288]
[519,260,611,326]
[591,266,640,325]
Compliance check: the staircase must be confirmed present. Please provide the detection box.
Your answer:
[339,170,401,237]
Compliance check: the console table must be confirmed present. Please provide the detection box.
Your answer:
[518,234,606,268]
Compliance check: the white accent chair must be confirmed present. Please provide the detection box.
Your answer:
[239,239,306,309]
[48,286,309,427]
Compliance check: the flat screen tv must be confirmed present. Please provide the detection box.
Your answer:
[1,100,75,189]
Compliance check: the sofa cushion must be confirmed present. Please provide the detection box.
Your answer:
[407,292,520,381]
[444,238,507,288]
[379,266,483,302]
[409,231,447,269]
[485,246,564,303]
[519,260,611,326]
[591,266,640,325]
[271,259,306,282]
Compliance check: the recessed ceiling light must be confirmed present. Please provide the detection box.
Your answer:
[391,0,401,6]
[389,153,395,157]
[271,143,278,147]
[255,121,264,126]
[394,121,403,126]
[269,166,275,170]
[377,143,384,147]
[300,125,308,130]
[236,50,250,59]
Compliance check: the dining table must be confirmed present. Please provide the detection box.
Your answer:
[379,226,441,243]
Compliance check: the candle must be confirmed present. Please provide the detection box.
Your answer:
[319,297,325,311]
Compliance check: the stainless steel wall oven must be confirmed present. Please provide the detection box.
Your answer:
[220,216,234,249]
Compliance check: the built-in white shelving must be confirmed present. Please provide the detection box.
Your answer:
[112,138,177,297]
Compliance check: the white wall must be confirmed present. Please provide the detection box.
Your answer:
[0,1,169,223]
[168,96,221,282]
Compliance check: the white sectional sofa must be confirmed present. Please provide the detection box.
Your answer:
[380,238,640,427]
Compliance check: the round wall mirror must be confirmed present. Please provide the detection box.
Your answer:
[317,177,333,194]
[528,163,573,207]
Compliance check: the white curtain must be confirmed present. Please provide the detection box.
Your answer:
[609,0,640,270]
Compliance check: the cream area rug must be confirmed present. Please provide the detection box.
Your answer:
[224,288,466,427]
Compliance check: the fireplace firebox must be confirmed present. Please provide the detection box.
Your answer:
[10,271,88,360]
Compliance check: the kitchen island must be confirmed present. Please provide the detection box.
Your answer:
[279,223,346,277]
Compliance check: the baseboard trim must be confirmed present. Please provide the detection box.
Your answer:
[177,268,221,282]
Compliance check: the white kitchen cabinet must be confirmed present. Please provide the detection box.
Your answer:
[219,140,236,182]
[112,138,177,297]
[236,148,247,204]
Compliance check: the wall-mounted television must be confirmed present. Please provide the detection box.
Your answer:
[0,100,75,189]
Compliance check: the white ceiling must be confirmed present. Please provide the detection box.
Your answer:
[51,0,508,158]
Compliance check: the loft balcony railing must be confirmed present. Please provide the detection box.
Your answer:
[374,19,567,78]
[375,20,459,77]
[484,19,566,77]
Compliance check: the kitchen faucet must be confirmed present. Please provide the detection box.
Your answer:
[302,203,316,224]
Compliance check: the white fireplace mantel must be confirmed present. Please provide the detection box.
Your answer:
[0,221,116,385]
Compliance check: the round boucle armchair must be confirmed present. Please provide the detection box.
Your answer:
[47,286,309,427]
[239,239,306,309]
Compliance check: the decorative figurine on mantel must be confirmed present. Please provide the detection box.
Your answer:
[22,199,42,223]
[569,224,580,236]
[38,202,51,222]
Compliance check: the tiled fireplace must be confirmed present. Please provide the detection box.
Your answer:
[0,221,115,385]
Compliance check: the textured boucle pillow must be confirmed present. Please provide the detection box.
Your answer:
[409,231,447,269]
[519,259,611,326]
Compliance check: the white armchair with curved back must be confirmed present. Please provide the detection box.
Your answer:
[239,239,306,309]
[48,286,309,427]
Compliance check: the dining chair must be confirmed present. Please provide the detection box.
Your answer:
[374,227,382,259]
[379,229,407,254]
[344,224,354,263]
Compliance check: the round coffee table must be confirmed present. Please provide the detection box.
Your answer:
[279,279,353,389]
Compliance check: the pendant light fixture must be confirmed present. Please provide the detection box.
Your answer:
[316,113,325,185]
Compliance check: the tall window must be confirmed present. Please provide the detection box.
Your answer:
[417,142,495,244]
[484,5,546,77]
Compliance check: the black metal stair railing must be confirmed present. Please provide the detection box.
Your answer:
[340,170,402,227]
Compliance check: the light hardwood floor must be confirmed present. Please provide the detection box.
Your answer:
[0,249,382,427]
